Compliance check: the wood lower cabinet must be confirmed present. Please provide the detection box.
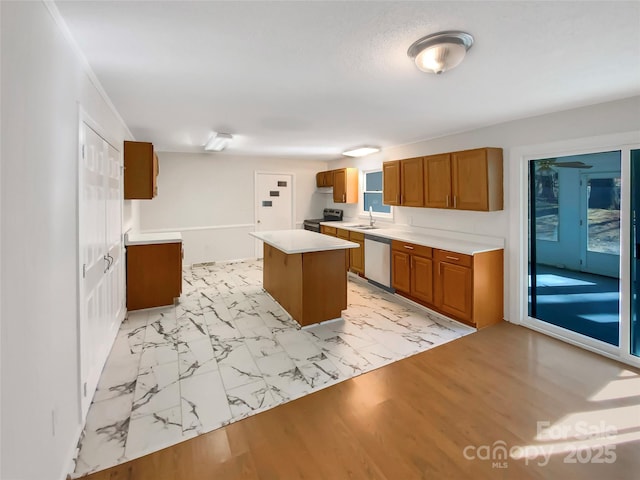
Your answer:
[391,241,433,303]
[337,228,350,270]
[320,225,337,236]
[434,258,473,322]
[124,140,158,199]
[392,242,503,328]
[349,231,364,275]
[126,242,182,310]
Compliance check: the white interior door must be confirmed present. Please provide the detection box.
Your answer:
[79,121,124,420]
[255,172,294,257]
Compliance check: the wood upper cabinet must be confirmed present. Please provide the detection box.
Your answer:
[124,140,158,199]
[451,148,503,211]
[400,157,424,207]
[349,231,364,275]
[316,171,334,187]
[383,161,400,205]
[332,168,358,203]
[423,153,452,208]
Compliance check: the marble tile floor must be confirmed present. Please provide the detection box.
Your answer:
[72,259,474,477]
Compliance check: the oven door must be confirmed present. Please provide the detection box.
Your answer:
[303,221,320,233]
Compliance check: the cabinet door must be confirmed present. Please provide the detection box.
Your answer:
[316,172,325,187]
[392,250,411,293]
[400,157,424,207]
[436,261,473,322]
[423,153,452,208]
[333,169,346,203]
[383,161,400,205]
[349,236,364,274]
[337,229,350,270]
[321,225,337,236]
[411,255,433,304]
[124,141,156,199]
[451,149,489,211]
[324,171,334,187]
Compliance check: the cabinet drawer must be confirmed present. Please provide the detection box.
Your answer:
[349,231,364,242]
[435,249,472,267]
[321,226,337,236]
[392,240,432,258]
[336,228,350,240]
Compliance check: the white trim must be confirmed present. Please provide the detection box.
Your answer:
[359,168,394,220]
[42,1,134,141]
[510,130,640,368]
[141,223,255,233]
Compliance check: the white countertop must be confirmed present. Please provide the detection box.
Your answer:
[250,229,359,254]
[125,232,183,246]
[319,222,502,255]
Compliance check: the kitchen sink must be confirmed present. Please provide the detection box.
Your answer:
[352,225,379,230]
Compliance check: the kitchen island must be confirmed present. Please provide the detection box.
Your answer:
[249,229,359,327]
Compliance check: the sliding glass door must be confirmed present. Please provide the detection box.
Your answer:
[632,149,640,357]
[529,151,621,346]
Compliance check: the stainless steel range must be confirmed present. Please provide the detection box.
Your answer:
[303,208,343,233]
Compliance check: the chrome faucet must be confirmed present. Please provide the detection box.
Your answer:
[369,206,376,227]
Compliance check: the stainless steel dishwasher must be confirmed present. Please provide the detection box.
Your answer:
[364,234,393,291]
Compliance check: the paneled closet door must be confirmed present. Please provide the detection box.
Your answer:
[79,121,124,420]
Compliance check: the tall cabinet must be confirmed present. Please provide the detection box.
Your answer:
[79,121,125,420]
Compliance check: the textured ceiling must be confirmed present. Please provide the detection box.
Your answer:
[55,1,640,160]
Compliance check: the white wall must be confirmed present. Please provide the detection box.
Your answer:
[138,153,327,264]
[1,3,130,479]
[325,96,640,324]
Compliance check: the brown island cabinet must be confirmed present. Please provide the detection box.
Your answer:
[250,229,359,327]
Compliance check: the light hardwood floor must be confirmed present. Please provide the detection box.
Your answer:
[81,322,640,479]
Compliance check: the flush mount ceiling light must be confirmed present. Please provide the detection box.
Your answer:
[407,30,474,75]
[342,146,380,158]
[204,132,233,152]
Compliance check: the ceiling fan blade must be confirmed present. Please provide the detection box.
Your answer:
[554,161,593,168]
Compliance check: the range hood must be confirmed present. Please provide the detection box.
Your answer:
[316,186,333,194]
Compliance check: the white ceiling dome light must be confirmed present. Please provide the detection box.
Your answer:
[407,31,474,75]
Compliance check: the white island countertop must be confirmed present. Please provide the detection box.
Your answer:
[125,232,183,246]
[250,229,359,254]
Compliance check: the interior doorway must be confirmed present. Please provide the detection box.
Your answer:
[254,172,294,257]
[529,151,621,346]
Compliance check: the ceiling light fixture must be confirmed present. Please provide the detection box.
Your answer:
[204,132,233,152]
[407,30,474,75]
[342,146,380,158]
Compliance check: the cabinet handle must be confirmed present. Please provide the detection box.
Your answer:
[453,196,457,208]
[403,245,414,250]
[343,193,346,202]
[446,255,460,261]
[446,195,449,207]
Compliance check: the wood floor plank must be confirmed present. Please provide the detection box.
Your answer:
[81,322,640,480]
